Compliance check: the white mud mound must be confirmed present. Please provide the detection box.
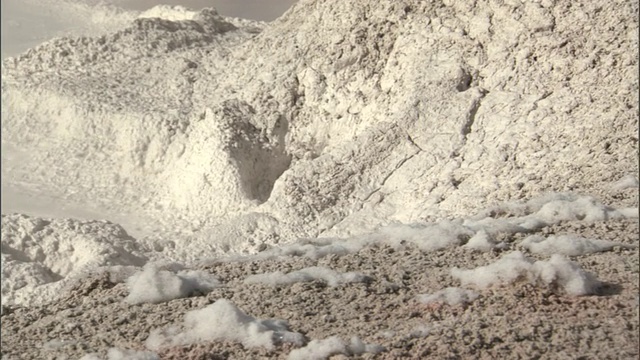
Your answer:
[1,214,148,307]
[1,0,637,259]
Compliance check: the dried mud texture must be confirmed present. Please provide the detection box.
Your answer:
[2,215,638,360]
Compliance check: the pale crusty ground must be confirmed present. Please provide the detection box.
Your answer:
[1,193,638,360]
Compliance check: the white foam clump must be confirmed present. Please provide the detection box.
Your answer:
[611,174,640,191]
[520,234,635,256]
[250,194,636,264]
[533,195,636,223]
[80,348,159,360]
[251,236,373,261]
[464,194,638,235]
[1,214,148,307]
[463,230,506,252]
[146,299,305,351]
[250,220,474,262]
[417,287,479,306]
[125,262,220,304]
[378,220,474,252]
[287,336,384,360]
[451,251,600,296]
[409,325,432,338]
[244,266,368,287]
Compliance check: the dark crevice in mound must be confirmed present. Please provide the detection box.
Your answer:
[461,88,488,142]
[215,100,292,203]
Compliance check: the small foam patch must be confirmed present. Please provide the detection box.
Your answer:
[287,336,384,360]
[451,251,601,296]
[146,299,305,351]
[125,262,220,304]
[417,287,480,306]
[243,266,369,287]
[520,234,635,256]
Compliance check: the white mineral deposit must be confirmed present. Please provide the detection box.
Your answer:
[1,0,638,358]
